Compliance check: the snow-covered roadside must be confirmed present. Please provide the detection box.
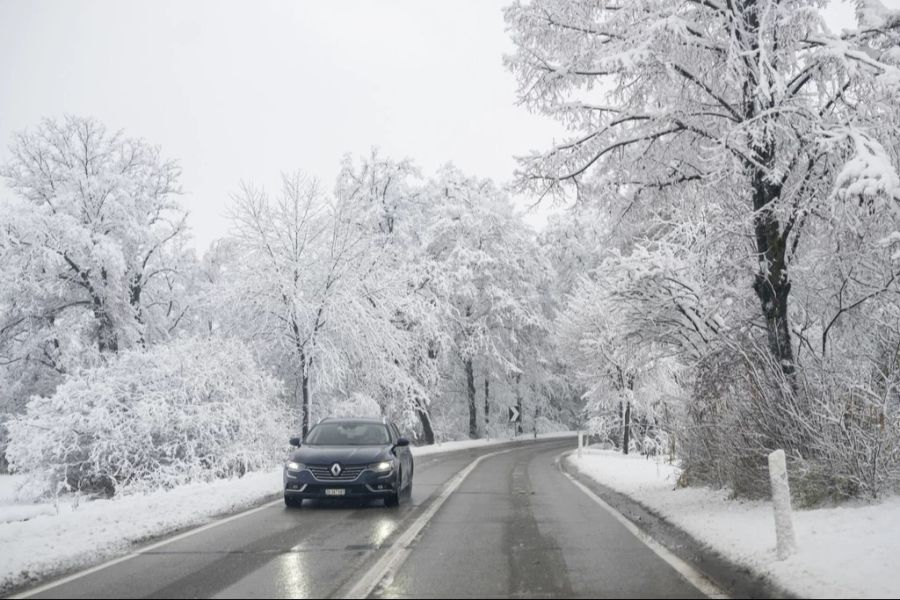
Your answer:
[0,467,284,594]
[0,431,574,594]
[568,449,900,599]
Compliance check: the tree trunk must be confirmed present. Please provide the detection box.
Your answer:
[64,254,118,354]
[740,1,795,381]
[466,358,477,438]
[750,182,795,379]
[484,376,490,433]
[96,309,118,354]
[301,360,311,437]
[129,274,145,347]
[415,396,435,445]
[292,319,312,436]
[613,400,622,450]
[515,373,523,435]
[623,400,632,455]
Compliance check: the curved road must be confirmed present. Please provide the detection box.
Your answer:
[17,439,707,599]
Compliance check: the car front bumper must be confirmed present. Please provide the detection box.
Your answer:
[283,467,399,499]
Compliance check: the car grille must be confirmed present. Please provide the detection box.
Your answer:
[308,464,365,481]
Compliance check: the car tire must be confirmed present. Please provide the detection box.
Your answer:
[284,495,302,508]
[402,465,413,499]
[385,468,401,507]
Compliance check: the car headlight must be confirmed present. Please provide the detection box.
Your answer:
[369,460,393,473]
[286,462,305,471]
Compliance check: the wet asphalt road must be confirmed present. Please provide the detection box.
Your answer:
[20,439,704,599]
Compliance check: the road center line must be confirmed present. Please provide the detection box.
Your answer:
[555,452,729,600]
[338,446,519,599]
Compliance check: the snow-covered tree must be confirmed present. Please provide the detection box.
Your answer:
[505,0,900,379]
[506,0,900,499]
[6,337,287,497]
[334,151,446,442]
[223,172,423,436]
[0,116,188,359]
[0,117,192,469]
[423,166,547,437]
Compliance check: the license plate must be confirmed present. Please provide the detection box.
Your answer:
[325,488,346,496]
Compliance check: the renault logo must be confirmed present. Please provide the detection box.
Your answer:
[331,463,342,477]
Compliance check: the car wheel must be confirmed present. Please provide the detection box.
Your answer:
[284,495,302,508]
[402,465,413,499]
[385,468,401,507]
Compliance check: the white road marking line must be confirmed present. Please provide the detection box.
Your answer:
[340,447,519,600]
[10,498,284,599]
[556,452,729,600]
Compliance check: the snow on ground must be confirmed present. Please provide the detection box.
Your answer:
[0,431,574,594]
[568,448,900,599]
[0,475,55,524]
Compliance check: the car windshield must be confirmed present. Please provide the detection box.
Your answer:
[305,422,390,446]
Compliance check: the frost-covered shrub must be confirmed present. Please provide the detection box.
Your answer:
[679,336,900,504]
[5,338,290,497]
[796,365,900,502]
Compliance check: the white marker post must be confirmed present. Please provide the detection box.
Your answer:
[577,430,583,458]
[768,449,797,560]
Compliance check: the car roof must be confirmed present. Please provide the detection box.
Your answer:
[318,417,388,424]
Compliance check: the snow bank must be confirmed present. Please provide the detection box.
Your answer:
[568,449,900,598]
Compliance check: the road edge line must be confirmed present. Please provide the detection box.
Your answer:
[9,498,283,599]
[555,451,729,600]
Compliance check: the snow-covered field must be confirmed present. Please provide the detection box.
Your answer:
[568,449,900,599]
[0,432,573,594]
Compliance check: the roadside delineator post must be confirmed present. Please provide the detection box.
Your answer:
[577,430,583,458]
[768,449,797,560]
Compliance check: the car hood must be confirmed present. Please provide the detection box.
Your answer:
[291,445,391,465]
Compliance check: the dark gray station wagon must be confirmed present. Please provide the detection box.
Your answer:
[283,417,414,507]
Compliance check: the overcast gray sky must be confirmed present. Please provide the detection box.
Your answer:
[0,0,884,252]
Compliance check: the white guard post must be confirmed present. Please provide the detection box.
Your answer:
[577,430,583,458]
[768,449,797,560]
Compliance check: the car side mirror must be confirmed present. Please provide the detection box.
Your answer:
[395,437,410,447]
[289,437,302,447]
